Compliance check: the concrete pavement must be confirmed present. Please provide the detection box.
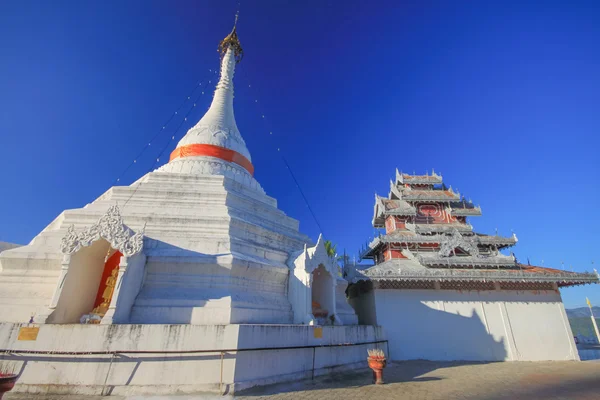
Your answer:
[5,360,600,400]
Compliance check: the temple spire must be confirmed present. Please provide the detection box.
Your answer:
[161,15,255,180]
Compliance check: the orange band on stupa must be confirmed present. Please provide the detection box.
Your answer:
[169,143,254,176]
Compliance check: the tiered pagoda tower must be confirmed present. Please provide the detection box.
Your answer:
[349,169,598,362]
[358,169,594,290]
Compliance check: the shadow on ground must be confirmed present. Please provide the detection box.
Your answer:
[236,360,485,397]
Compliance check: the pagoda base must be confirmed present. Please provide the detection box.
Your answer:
[0,323,385,395]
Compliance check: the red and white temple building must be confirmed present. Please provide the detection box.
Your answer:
[348,169,598,362]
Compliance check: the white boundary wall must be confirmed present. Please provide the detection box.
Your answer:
[0,324,385,395]
[374,289,578,362]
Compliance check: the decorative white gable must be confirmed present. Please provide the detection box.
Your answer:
[290,235,339,276]
[60,205,145,257]
[36,205,147,325]
[288,235,347,325]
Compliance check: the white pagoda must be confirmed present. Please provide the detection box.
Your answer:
[0,21,367,395]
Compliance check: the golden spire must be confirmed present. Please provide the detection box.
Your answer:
[218,11,243,63]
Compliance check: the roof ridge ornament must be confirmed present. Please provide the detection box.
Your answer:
[219,11,243,63]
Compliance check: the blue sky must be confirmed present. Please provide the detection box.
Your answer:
[1,0,598,308]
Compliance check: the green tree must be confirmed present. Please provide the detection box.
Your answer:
[324,240,337,258]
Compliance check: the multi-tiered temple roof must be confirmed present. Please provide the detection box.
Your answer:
[357,169,598,290]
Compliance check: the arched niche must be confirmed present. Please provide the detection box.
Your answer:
[35,205,145,324]
[311,264,335,325]
[47,239,114,323]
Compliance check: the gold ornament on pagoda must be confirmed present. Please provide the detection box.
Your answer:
[218,13,244,63]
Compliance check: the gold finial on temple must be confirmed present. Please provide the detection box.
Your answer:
[218,10,244,63]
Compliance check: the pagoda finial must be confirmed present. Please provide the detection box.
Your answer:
[161,8,256,181]
[219,11,244,63]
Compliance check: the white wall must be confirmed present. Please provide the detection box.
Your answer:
[288,263,311,324]
[374,289,578,362]
[0,323,385,395]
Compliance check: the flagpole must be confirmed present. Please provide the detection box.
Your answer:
[586,297,600,344]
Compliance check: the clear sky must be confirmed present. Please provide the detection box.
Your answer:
[1,0,598,308]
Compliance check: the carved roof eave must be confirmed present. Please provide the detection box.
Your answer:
[478,233,518,248]
[360,231,517,259]
[359,236,382,259]
[353,269,599,287]
[407,223,473,234]
[418,253,517,267]
[381,192,417,216]
[384,210,417,217]
[401,194,460,202]
[372,194,386,227]
[380,233,516,247]
[395,168,443,185]
[388,181,403,200]
[374,194,417,226]
[60,205,145,257]
[449,206,482,217]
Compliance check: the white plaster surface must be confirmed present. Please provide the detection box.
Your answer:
[0,324,385,395]
[0,173,313,325]
[372,289,578,362]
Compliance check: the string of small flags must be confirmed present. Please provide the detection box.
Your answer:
[122,79,213,208]
[114,79,201,186]
[241,70,326,237]
[112,67,220,188]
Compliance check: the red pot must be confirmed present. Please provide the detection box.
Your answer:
[0,373,18,399]
[367,357,386,384]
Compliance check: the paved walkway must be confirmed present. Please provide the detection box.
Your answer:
[6,360,600,400]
